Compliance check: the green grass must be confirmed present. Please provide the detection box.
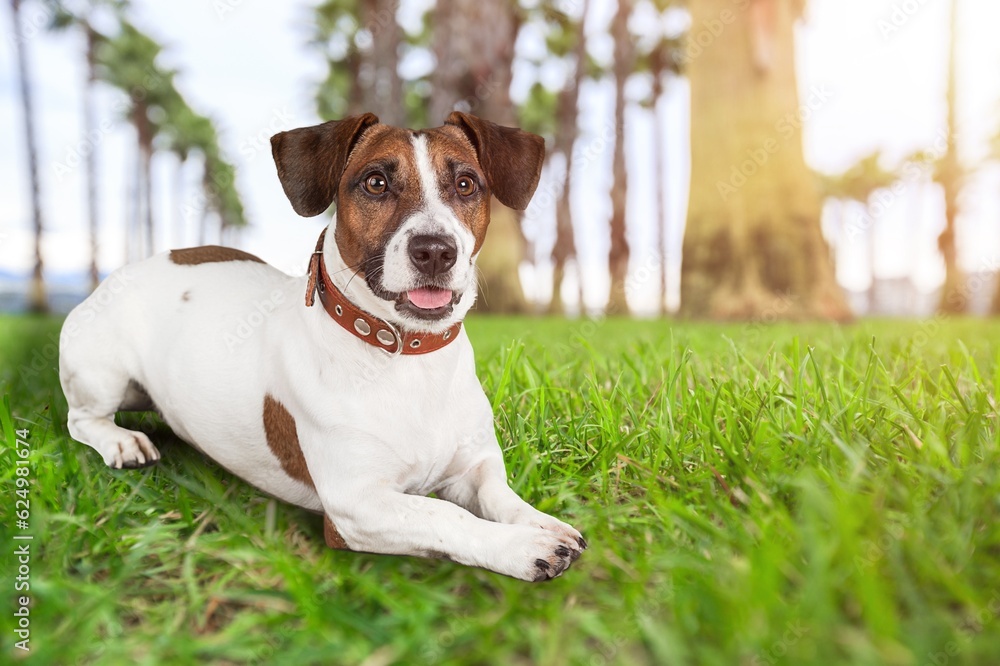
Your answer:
[3,313,1000,665]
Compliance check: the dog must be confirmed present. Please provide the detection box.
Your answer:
[58,112,586,581]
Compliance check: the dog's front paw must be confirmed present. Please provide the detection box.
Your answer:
[502,525,585,582]
[103,432,161,469]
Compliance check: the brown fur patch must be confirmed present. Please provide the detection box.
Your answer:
[324,514,350,550]
[334,125,426,270]
[170,246,266,266]
[262,394,315,489]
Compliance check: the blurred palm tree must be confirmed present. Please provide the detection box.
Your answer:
[202,151,247,246]
[607,0,634,316]
[313,0,408,126]
[8,0,48,312]
[159,92,217,247]
[313,0,365,121]
[636,0,682,316]
[935,0,966,314]
[680,0,849,320]
[47,0,127,289]
[93,18,247,256]
[94,19,171,260]
[820,151,897,312]
[359,0,404,126]
[521,0,591,315]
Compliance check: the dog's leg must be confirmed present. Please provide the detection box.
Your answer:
[437,456,587,550]
[61,366,160,469]
[323,487,583,581]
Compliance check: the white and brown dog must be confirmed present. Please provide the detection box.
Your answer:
[58,112,586,581]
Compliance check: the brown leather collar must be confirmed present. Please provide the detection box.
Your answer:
[305,230,462,355]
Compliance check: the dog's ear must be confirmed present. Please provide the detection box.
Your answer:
[271,113,380,217]
[444,112,545,211]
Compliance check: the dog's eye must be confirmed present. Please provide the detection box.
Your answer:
[364,173,388,195]
[456,176,476,197]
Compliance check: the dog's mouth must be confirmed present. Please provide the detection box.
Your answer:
[395,287,460,320]
[363,270,460,321]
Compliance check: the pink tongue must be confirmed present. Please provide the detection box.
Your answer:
[407,288,453,309]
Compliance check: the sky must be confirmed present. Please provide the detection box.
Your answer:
[1,0,999,314]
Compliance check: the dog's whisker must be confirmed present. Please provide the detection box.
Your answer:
[346,255,381,291]
[330,262,365,276]
[473,264,488,308]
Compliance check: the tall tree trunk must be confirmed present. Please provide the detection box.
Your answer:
[84,23,100,290]
[360,0,404,126]
[680,0,849,320]
[550,0,590,316]
[550,164,575,315]
[430,0,526,313]
[142,143,153,255]
[9,0,48,313]
[651,53,669,317]
[134,103,155,257]
[607,0,632,315]
[938,0,965,314]
[126,141,138,263]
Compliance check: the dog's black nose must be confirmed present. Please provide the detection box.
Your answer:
[408,234,458,277]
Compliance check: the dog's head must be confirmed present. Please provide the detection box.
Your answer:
[271,112,544,332]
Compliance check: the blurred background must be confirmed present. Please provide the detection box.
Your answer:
[1,0,998,320]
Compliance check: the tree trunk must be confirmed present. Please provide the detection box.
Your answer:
[9,0,48,313]
[133,103,155,258]
[938,0,965,314]
[126,141,137,263]
[143,144,153,255]
[430,0,517,126]
[550,260,567,315]
[607,0,632,316]
[550,167,574,315]
[360,0,404,126]
[85,23,100,290]
[680,0,849,320]
[430,0,526,313]
[549,0,589,316]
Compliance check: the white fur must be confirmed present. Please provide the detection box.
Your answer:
[58,141,583,581]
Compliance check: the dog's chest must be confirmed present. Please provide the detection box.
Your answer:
[358,362,489,492]
[287,334,494,495]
